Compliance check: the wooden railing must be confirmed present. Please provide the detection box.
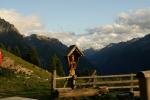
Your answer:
[52,70,139,92]
[76,74,139,92]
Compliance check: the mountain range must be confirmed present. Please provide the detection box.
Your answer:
[89,34,150,75]
[1,17,150,75]
[0,18,94,75]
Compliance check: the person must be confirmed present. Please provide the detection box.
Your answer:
[69,55,77,76]
[68,55,77,89]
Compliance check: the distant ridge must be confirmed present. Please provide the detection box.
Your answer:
[90,34,150,75]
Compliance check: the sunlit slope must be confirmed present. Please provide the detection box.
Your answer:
[0,49,52,98]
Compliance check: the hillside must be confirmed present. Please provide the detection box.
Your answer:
[90,34,150,75]
[0,49,52,99]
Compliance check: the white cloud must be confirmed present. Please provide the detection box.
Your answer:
[0,9,43,35]
[1,8,150,50]
[43,8,150,50]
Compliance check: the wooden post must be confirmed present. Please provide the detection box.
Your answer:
[52,70,56,89]
[92,70,97,88]
[137,71,150,100]
[130,73,134,92]
[93,75,96,87]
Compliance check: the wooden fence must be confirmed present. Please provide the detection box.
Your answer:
[52,70,139,93]
[76,74,139,92]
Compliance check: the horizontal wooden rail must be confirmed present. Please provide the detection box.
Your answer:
[76,80,138,86]
[55,76,72,80]
[55,74,136,80]
[97,74,136,78]
[77,74,136,79]
[55,88,72,91]
[109,85,139,89]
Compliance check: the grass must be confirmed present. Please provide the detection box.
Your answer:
[1,49,51,78]
[0,49,52,99]
[0,49,139,100]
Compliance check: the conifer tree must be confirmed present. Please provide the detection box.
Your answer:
[14,46,21,57]
[28,47,41,67]
[6,46,12,52]
[0,43,5,49]
[49,54,65,76]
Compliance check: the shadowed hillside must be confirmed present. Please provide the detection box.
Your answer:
[90,34,150,74]
[25,34,68,70]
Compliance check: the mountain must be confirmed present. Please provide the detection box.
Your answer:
[0,18,67,71]
[91,34,150,75]
[76,56,96,75]
[25,34,68,70]
[25,34,95,75]
[0,18,30,58]
[0,18,95,75]
[84,48,97,58]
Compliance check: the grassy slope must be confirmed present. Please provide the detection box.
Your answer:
[0,49,52,99]
[0,49,127,100]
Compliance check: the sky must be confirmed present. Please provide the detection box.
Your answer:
[0,0,150,49]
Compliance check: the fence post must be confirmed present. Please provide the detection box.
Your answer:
[92,70,97,87]
[93,75,96,87]
[130,73,134,92]
[137,71,150,100]
[52,70,56,89]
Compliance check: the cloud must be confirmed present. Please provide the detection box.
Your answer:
[1,8,150,50]
[50,7,150,50]
[117,9,150,30]
[0,9,43,35]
